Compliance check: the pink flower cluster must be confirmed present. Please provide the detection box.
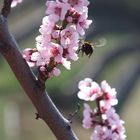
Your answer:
[11,0,23,7]
[77,78,126,140]
[23,0,92,78]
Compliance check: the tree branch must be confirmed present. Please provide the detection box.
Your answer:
[1,0,13,18]
[0,2,78,140]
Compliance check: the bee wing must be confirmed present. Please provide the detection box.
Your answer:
[94,37,107,48]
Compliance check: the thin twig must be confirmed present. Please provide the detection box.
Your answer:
[68,103,80,123]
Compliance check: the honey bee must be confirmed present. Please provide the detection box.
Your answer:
[78,38,106,57]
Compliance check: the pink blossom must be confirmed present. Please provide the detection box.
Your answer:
[82,103,93,129]
[46,1,70,21]
[91,125,126,140]
[78,78,93,90]
[102,81,118,100]
[61,58,71,70]
[31,48,50,66]
[99,98,118,113]
[91,124,126,140]
[47,67,61,78]
[11,0,22,8]
[77,78,101,101]
[22,48,36,67]
[112,132,126,140]
[60,25,79,47]
[61,0,89,13]
[101,80,112,92]
[49,43,63,63]
[99,81,118,112]
[78,79,126,140]
[39,66,46,72]
[39,16,55,35]
[114,122,126,140]
[23,0,92,78]
[52,67,61,76]
[62,44,79,61]
[67,47,79,61]
[77,79,118,103]
[102,108,119,123]
[76,12,92,35]
[91,125,112,140]
[102,108,126,140]
[23,48,33,62]
[36,35,51,49]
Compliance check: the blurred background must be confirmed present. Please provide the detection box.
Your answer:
[0,0,140,139]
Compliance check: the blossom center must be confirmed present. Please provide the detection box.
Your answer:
[51,47,60,56]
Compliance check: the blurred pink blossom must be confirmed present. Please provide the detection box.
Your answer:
[78,78,126,140]
[11,0,22,8]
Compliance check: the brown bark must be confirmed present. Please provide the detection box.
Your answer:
[0,1,78,140]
